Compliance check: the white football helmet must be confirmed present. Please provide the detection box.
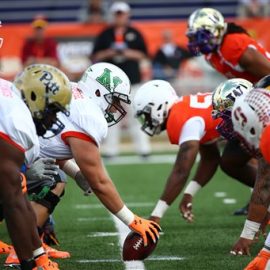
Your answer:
[134,80,178,136]
[187,8,226,55]
[78,62,131,126]
[232,88,270,153]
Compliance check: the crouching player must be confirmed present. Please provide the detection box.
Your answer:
[133,79,221,223]
[231,87,270,269]
[0,64,72,269]
[22,62,161,255]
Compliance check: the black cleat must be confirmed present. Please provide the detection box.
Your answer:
[233,203,249,216]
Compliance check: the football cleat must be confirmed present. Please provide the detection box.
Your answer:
[244,250,270,270]
[4,247,19,267]
[42,242,70,259]
[0,240,12,254]
[34,254,59,270]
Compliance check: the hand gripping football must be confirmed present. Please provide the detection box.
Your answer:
[122,231,158,261]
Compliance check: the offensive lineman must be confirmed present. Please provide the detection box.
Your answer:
[0,64,72,270]
[20,62,161,255]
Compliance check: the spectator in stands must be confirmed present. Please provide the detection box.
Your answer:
[237,0,270,18]
[78,0,108,23]
[21,15,59,67]
[153,30,192,81]
[91,1,151,158]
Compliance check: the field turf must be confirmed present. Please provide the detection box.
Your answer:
[0,154,262,269]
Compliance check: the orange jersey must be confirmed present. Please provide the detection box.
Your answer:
[259,125,270,163]
[166,93,221,145]
[205,33,270,83]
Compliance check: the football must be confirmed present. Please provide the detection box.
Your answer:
[122,231,158,261]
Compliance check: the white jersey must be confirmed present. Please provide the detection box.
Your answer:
[39,82,108,160]
[0,78,39,165]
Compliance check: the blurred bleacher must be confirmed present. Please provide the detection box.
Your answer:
[0,0,238,24]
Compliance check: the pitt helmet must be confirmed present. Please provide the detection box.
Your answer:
[186,8,226,55]
[232,88,270,155]
[78,62,131,126]
[134,80,178,136]
[212,78,253,140]
[14,64,72,137]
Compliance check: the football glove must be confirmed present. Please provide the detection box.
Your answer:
[129,215,161,247]
[26,158,59,182]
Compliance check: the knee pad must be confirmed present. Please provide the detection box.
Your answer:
[30,187,60,214]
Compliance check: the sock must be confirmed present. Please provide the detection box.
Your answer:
[20,258,35,270]
[263,233,270,252]
[33,247,45,259]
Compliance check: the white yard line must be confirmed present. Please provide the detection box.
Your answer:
[78,256,184,263]
[75,202,154,209]
[78,217,111,222]
[103,154,200,166]
[223,198,237,204]
[111,214,146,270]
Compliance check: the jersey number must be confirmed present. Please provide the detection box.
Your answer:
[190,93,212,109]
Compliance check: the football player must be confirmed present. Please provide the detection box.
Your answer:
[231,87,270,268]
[0,64,72,270]
[133,79,221,223]
[179,78,256,220]
[186,8,270,83]
[186,7,270,215]
[22,62,161,254]
[229,75,270,258]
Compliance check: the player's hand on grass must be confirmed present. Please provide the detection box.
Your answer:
[180,194,194,223]
[230,237,253,256]
[129,215,161,247]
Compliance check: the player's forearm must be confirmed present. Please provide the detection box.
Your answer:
[248,158,270,221]
[192,158,219,188]
[86,172,124,213]
[160,171,189,205]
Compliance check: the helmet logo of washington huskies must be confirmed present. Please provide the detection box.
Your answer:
[96,68,122,92]
[226,84,246,102]
[39,71,60,95]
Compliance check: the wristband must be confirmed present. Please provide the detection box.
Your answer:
[184,180,202,197]
[151,200,169,218]
[240,219,260,240]
[62,160,80,179]
[115,205,134,225]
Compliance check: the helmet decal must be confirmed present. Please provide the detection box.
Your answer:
[39,70,60,95]
[96,68,123,92]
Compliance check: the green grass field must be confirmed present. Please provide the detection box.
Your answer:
[0,155,263,270]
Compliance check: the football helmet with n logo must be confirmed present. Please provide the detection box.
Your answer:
[78,62,131,126]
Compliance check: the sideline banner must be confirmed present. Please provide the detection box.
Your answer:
[1,18,270,79]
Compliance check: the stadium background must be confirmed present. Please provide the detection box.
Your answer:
[2,0,270,152]
[0,1,268,269]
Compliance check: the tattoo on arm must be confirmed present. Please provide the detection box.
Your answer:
[251,158,270,207]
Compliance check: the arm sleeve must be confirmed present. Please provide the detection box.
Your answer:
[178,117,205,145]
